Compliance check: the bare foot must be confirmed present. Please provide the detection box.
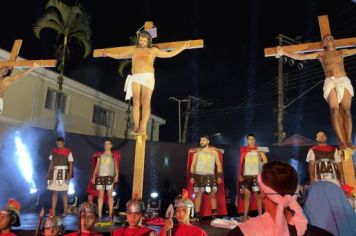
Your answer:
[130,127,139,135]
[339,142,347,151]
[346,141,354,149]
[136,129,146,136]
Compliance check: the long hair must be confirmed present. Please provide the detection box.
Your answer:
[136,31,153,48]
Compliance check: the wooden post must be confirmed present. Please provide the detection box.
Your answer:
[132,135,147,198]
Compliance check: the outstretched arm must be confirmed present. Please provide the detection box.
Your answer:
[155,41,190,58]
[6,63,40,82]
[102,48,134,59]
[342,48,356,57]
[277,46,319,60]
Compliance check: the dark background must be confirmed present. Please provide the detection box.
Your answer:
[1,0,356,145]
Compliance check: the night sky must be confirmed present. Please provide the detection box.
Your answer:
[1,0,356,145]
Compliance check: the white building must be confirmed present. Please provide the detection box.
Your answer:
[0,48,165,141]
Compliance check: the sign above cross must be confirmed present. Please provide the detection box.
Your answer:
[264,15,356,57]
[93,21,204,59]
[0,39,57,68]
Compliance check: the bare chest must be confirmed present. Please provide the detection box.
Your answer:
[132,48,155,62]
[320,51,344,67]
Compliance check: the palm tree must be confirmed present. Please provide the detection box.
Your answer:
[33,0,91,131]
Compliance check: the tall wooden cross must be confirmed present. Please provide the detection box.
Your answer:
[0,39,57,68]
[264,15,356,192]
[264,15,356,57]
[93,22,203,198]
[93,21,204,59]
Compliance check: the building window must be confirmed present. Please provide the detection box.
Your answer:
[45,88,67,113]
[92,105,115,127]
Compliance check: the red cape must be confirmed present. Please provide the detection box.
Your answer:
[52,147,74,178]
[237,146,258,213]
[113,226,154,236]
[159,224,207,236]
[87,151,121,201]
[186,147,227,217]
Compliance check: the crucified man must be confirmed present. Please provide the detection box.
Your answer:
[277,34,356,150]
[103,31,191,135]
[0,62,40,113]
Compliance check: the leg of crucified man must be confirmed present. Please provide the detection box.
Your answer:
[137,86,153,135]
[340,90,353,148]
[328,89,347,150]
[132,83,142,133]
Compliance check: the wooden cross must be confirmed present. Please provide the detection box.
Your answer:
[0,39,57,68]
[264,15,356,57]
[94,21,203,198]
[132,135,147,198]
[264,15,356,191]
[93,21,204,59]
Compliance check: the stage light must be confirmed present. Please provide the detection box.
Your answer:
[30,187,38,194]
[112,191,117,197]
[150,192,158,198]
[68,182,75,195]
[289,59,295,66]
[290,158,299,172]
[14,131,37,193]
[163,156,169,167]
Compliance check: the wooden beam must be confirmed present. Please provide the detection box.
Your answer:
[0,59,57,68]
[318,15,331,39]
[155,39,204,50]
[264,37,356,57]
[93,39,204,59]
[144,21,154,30]
[9,40,22,61]
[132,135,147,198]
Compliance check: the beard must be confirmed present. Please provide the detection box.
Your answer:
[200,143,208,148]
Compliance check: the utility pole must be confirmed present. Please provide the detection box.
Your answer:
[182,96,213,143]
[275,34,302,143]
[277,34,285,143]
[169,97,189,143]
[182,98,191,144]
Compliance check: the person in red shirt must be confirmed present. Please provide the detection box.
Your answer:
[0,199,21,236]
[47,137,74,216]
[65,202,102,236]
[114,197,156,236]
[159,190,207,236]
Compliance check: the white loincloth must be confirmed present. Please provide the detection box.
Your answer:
[323,76,354,103]
[124,73,155,101]
[0,98,3,114]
